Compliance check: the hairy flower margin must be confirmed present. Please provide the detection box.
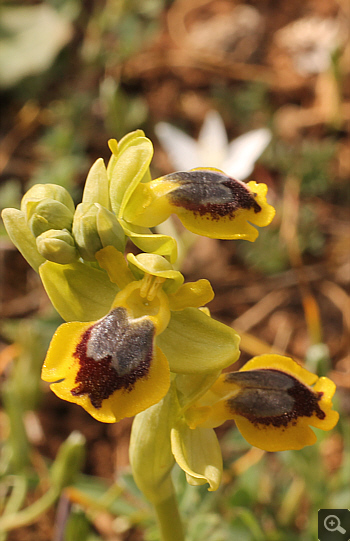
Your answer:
[1,130,339,498]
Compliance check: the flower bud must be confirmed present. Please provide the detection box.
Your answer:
[72,202,102,260]
[72,202,125,261]
[21,184,75,217]
[95,204,125,252]
[36,229,78,264]
[27,198,74,237]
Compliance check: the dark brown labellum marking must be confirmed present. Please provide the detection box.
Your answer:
[165,170,261,220]
[226,369,325,428]
[71,307,155,408]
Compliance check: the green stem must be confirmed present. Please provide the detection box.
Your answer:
[0,487,59,532]
[154,491,185,541]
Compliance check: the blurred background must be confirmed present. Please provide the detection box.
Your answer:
[0,0,349,540]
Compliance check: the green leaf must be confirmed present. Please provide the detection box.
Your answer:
[157,308,241,374]
[39,260,118,321]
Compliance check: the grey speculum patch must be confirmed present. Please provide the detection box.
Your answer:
[87,307,154,375]
[165,170,261,219]
[226,369,325,428]
[71,307,155,408]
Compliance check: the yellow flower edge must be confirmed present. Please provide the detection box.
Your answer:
[42,315,170,423]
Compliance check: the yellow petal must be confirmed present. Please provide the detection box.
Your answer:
[42,321,92,380]
[168,279,214,311]
[96,245,134,289]
[234,415,317,452]
[240,354,318,386]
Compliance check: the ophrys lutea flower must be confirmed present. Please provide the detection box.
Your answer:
[185,354,339,452]
[123,169,275,242]
[41,246,241,422]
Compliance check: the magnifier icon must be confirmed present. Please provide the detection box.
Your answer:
[324,515,346,534]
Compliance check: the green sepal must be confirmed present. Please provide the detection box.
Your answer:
[39,259,119,321]
[82,158,110,210]
[156,308,241,374]
[109,135,153,216]
[127,253,184,294]
[171,422,222,491]
[121,219,178,263]
[1,208,45,272]
[130,389,177,505]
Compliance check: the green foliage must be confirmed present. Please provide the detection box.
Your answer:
[211,82,270,131]
[263,139,336,197]
[237,228,289,274]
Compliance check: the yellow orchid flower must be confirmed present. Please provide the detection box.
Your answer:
[123,169,275,242]
[186,354,338,452]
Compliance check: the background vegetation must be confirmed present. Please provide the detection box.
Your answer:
[0,0,349,539]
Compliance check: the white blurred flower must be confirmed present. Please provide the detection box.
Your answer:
[155,111,271,180]
[275,15,348,76]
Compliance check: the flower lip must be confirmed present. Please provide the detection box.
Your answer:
[226,369,326,428]
[71,307,155,408]
[165,170,261,219]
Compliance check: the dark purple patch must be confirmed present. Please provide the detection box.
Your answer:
[226,369,325,428]
[71,307,155,409]
[165,170,261,220]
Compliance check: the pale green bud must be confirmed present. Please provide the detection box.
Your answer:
[72,202,103,261]
[95,203,125,252]
[21,184,75,216]
[50,431,86,491]
[36,229,78,264]
[72,202,125,261]
[27,198,74,237]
